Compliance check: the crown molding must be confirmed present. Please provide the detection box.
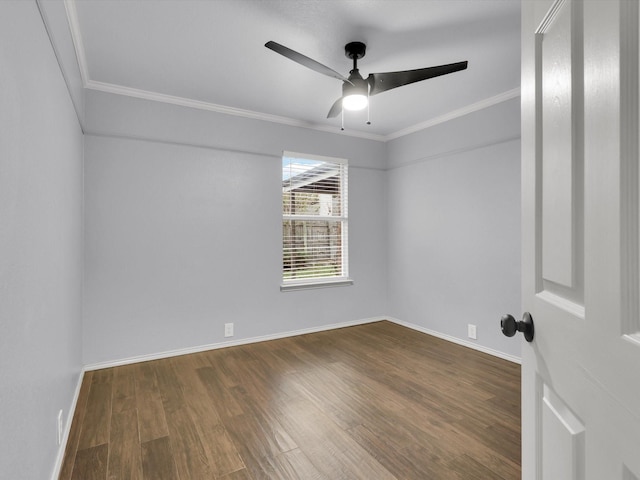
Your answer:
[383,87,521,141]
[63,0,520,143]
[63,0,89,85]
[84,79,387,142]
[85,78,519,144]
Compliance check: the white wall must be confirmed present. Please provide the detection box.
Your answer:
[0,2,84,478]
[82,93,388,365]
[387,98,522,358]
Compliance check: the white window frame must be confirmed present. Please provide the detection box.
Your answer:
[281,151,352,291]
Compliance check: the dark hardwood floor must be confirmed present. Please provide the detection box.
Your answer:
[59,321,521,479]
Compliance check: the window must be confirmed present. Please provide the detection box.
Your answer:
[282,152,351,290]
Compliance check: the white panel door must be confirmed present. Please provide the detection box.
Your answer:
[521,0,640,479]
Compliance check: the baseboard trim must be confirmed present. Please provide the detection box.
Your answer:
[386,317,522,364]
[84,316,521,371]
[50,369,85,480]
[84,316,388,371]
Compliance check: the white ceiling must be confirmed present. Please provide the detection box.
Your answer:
[68,0,521,139]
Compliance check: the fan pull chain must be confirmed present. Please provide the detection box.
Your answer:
[366,95,371,125]
[341,110,345,131]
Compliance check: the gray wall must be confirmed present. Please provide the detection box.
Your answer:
[82,90,521,364]
[0,2,84,478]
[82,93,388,365]
[387,98,521,357]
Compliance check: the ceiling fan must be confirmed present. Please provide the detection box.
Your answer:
[265,40,468,122]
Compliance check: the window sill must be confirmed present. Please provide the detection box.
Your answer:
[280,278,354,292]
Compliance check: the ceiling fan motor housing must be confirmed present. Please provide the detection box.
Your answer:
[343,71,368,97]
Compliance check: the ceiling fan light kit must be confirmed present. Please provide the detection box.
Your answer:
[341,42,369,112]
[265,40,468,130]
[342,93,368,111]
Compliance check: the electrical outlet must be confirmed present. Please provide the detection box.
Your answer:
[468,324,477,340]
[57,409,63,445]
[224,322,234,337]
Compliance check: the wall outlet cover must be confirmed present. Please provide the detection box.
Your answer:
[224,323,234,337]
[468,324,477,340]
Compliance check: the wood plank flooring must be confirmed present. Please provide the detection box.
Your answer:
[59,321,521,479]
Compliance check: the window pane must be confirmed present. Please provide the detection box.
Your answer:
[282,153,348,283]
[283,220,344,280]
[282,158,345,217]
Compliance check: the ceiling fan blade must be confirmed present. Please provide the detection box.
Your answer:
[327,97,343,118]
[367,61,468,96]
[265,41,351,83]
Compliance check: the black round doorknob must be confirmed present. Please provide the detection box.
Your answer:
[501,314,518,337]
[500,312,535,342]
